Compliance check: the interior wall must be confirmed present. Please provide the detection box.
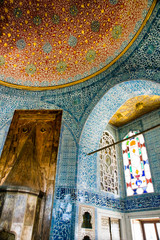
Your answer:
[77,80,160,210]
[0,2,159,237]
[0,80,159,240]
[118,108,160,211]
[50,124,77,240]
[56,124,78,188]
[124,209,160,240]
[0,91,80,240]
[76,109,160,240]
[0,6,159,237]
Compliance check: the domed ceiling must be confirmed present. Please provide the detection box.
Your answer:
[0,0,155,89]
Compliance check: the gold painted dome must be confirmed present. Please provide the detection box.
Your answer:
[0,0,155,89]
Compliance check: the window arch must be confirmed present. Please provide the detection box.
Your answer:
[122,131,154,196]
[82,236,91,240]
[99,131,119,194]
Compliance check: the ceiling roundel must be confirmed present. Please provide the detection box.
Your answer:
[0,0,155,89]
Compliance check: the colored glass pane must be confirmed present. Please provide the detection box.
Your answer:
[130,140,136,146]
[122,131,154,196]
[141,162,144,169]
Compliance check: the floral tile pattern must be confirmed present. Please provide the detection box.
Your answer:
[0,2,159,239]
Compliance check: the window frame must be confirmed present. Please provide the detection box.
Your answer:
[99,131,119,195]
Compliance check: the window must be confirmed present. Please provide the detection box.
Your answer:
[131,218,160,240]
[141,219,160,240]
[122,131,154,196]
[99,131,119,194]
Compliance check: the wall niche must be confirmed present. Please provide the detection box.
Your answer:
[78,205,95,240]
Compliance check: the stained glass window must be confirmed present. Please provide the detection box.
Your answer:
[99,131,119,194]
[122,131,154,196]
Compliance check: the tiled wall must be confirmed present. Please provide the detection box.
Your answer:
[118,109,160,196]
[50,194,76,240]
[77,80,160,199]
[0,81,159,240]
[0,120,11,156]
[76,81,160,238]
[56,124,78,188]
[0,2,159,238]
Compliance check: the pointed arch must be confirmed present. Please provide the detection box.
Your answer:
[78,80,160,191]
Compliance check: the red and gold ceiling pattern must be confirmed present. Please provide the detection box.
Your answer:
[0,0,154,88]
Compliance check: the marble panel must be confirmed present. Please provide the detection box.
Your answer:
[12,193,27,224]
[0,193,6,218]
[0,193,16,230]
[11,223,23,240]
[23,195,37,227]
[21,226,32,240]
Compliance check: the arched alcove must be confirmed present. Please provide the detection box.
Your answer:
[77,80,160,192]
[82,236,91,240]
[81,212,92,229]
